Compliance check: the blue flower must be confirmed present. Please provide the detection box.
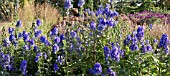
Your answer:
[158,34,169,48]
[98,24,105,31]
[40,36,46,43]
[52,44,59,54]
[90,21,96,30]
[136,26,144,40]
[18,32,22,39]
[29,39,34,45]
[140,45,147,53]
[34,57,39,63]
[9,34,15,42]
[53,63,59,72]
[103,46,110,62]
[123,34,131,45]
[16,20,22,27]
[110,46,120,61]
[93,62,102,75]
[64,0,73,9]
[34,30,42,38]
[33,45,39,52]
[60,34,65,41]
[129,43,138,51]
[57,55,63,65]
[70,31,77,38]
[149,24,152,29]
[146,44,152,52]
[78,0,85,7]
[52,27,58,36]
[44,40,52,46]
[23,45,30,50]
[36,19,41,26]
[54,37,60,44]
[8,27,14,34]
[20,60,27,75]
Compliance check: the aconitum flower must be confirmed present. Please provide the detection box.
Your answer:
[158,34,169,48]
[33,45,39,52]
[20,60,27,75]
[34,57,39,63]
[70,31,77,38]
[146,44,152,52]
[90,21,96,30]
[107,67,116,76]
[18,32,22,39]
[52,27,58,36]
[130,43,138,51]
[36,19,41,26]
[78,0,85,7]
[149,24,152,29]
[140,45,147,53]
[52,44,59,54]
[136,26,144,40]
[23,45,30,50]
[110,46,120,61]
[56,55,64,65]
[54,37,60,44]
[154,38,158,44]
[93,62,102,75]
[40,36,46,43]
[44,40,52,46]
[103,46,110,62]
[64,0,73,10]
[34,30,42,38]
[29,39,34,45]
[53,63,59,72]
[164,46,169,55]
[60,34,65,41]
[9,34,15,42]
[23,33,30,42]
[123,34,131,45]
[98,24,105,31]
[16,20,22,27]
[8,27,14,34]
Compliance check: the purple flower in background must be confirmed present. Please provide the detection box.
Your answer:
[40,36,46,43]
[78,0,85,7]
[164,46,169,55]
[20,60,27,75]
[57,55,64,65]
[52,27,58,36]
[34,57,39,63]
[18,32,22,39]
[154,38,158,44]
[36,19,41,26]
[53,63,59,72]
[29,39,34,45]
[23,45,30,50]
[44,40,52,46]
[60,34,65,41]
[107,67,116,76]
[64,0,72,10]
[16,20,22,27]
[93,62,102,75]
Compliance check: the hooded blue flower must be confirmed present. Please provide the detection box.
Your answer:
[52,44,59,54]
[110,45,120,61]
[20,60,27,75]
[93,62,102,75]
[8,27,14,34]
[70,31,77,38]
[40,36,46,43]
[158,34,169,49]
[18,32,22,39]
[33,45,39,52]
[136,26,144,40]
[60,34,65,41]
[103,46,110,62]
[54,37,60,44]
[53,63,59,72]
[34,30,42,38]
[98,24,105,31]
[16,20,22,27]
[78,0,85,7]
[130,43,138,51]
[52,27,58,36]
[9,34,15,42]
[64,0,72,9]
[90,21,96,30]
[29,39,34,45]
[36,19,41,26]
[123,34,131,45]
